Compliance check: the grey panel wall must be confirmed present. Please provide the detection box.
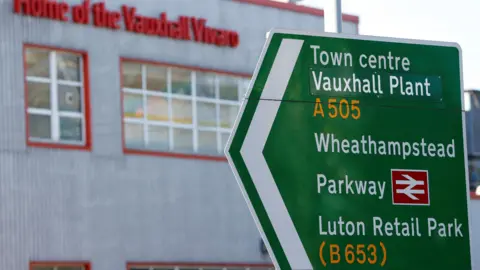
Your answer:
[467,201,480,269]
[466,92,480,156]
[0,0,358,269]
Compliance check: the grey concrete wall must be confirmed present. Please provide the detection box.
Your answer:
[0,0,358,269]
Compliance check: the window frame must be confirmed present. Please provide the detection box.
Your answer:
[23,43,92,151]
[126,262,274,270]
[30,261,91,270]
[120,57,251,162]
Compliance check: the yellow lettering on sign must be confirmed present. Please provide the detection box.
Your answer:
[313,98,361,120]
[313,98,324,117]
[319,242,387,267]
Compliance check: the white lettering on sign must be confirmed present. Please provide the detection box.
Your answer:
[358,51,410,72]
[389,76,431,96]
[307,46,443,100]
[427,218,463,238]
[317,216,466,238]
[316,173,385,200]
[373,217,422,237]
[310,45,410,72]
[311,71,383,94]
[314,132,456,160]
[310,45,353,67]
[319,216,366,236]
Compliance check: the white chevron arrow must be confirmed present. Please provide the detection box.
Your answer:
[238,38,312,270]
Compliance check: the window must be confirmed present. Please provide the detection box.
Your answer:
[31,261,90,270]
[24,45,91,150]
[121,60,250,158]
[127,264,273,270]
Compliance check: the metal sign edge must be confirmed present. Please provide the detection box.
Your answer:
[267,28,462,51]
[458,40,475,270]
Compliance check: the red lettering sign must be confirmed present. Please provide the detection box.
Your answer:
[391,169,430,206]
[14,0,69,21]
[13,0,240,48]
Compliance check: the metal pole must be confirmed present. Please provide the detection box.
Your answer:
[326,0,342,33]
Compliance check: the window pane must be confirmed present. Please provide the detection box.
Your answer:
[221,132,230,151]
[148,125,169,150]
[171,67,191,95]
[146,95,168,121]
[27,81,51,109]
[198,130,217,154]
[173,128,193,152]
[146,65,167,92]
[240,78,250,99]
[28,114,51,139]
[32,267,55,270]
[124,123,144,148]
[219,104,238,128]
[219,75,239,101]
[172,98,192,124]
[123,62,142,89]
[58,85,81,112]
[26,48,50,78]
[57,52,81,81]
[58,267,83,270]
[196,72,216,98]
[60,117,83,141]
[197,101,216,127]
[123,93,144,118]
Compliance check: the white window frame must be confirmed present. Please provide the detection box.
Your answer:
[122,61,249,156]
[26,48,86,145]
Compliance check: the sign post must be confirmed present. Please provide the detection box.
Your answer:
[325,0,342,33]
[225,29,472,270]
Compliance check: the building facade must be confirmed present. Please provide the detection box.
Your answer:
[0,0,359,269]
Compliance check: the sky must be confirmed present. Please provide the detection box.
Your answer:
[297,0,480,90]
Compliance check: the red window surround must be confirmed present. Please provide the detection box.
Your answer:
[232,0,359,24]
[23,43,92,151]
[127,262,274,269]
[120,57,251,162]
[30,261,91,270]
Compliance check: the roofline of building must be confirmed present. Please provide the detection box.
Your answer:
[232,0,360,24]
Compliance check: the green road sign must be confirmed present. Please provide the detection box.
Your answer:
[225,29,472,270]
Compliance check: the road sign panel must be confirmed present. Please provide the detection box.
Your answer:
[225,29,472,270]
